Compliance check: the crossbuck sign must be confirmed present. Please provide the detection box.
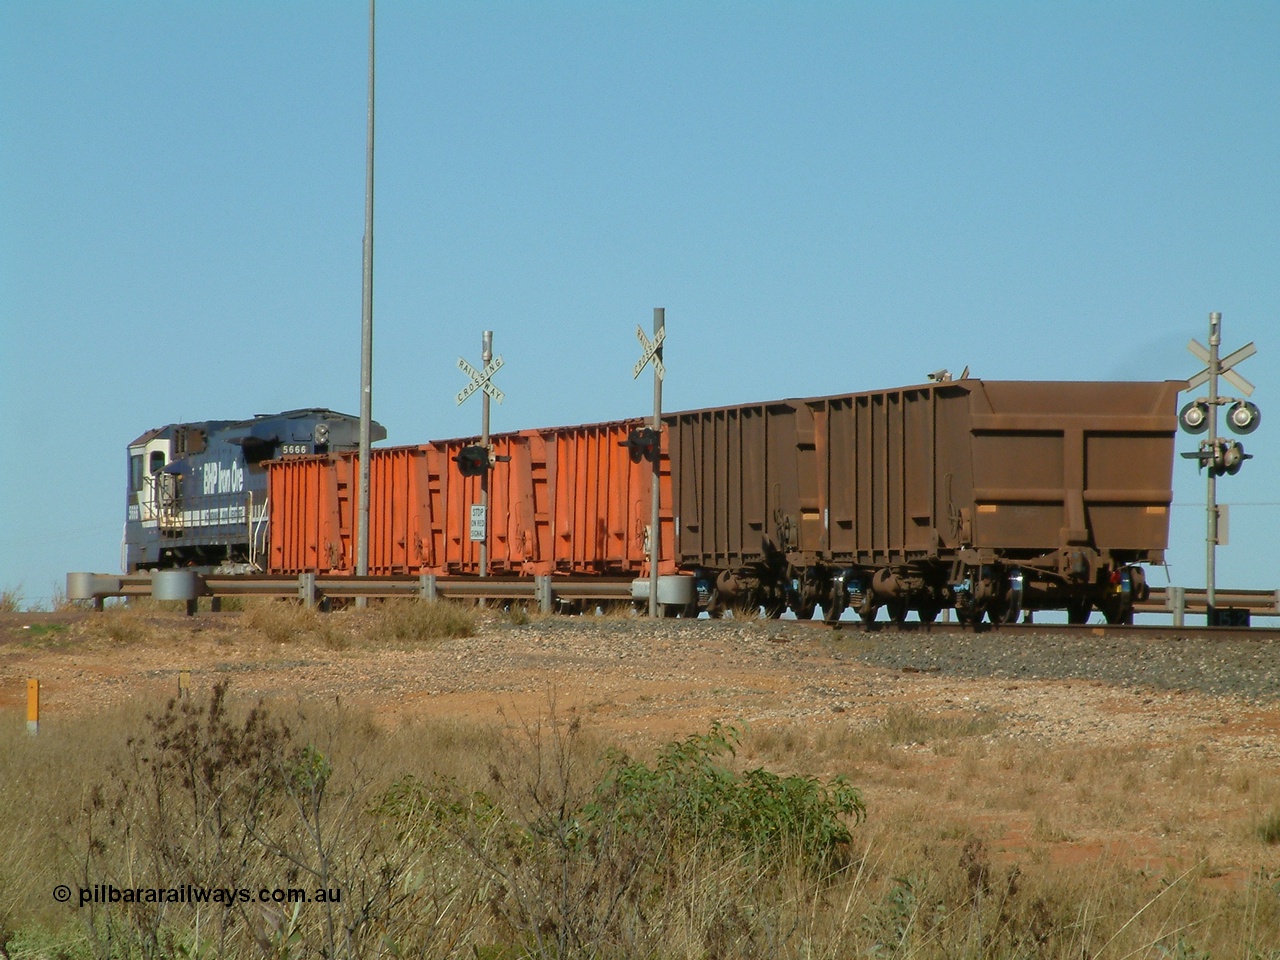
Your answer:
[632,326,665,381]
[1186,339,1257,396]
[456,355,505,406]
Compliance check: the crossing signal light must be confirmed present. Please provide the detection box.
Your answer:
[1179,400,1209,434]
[1227,401,1261,435]
[1182,438,1251,476]
[621,427,660,463]
[1216,439,1249,475]
[454,445,490,477]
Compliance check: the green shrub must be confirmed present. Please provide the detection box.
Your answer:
[592,721,865,874]
[380,719,866,959]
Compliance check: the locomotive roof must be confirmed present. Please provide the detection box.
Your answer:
[128,409,369,448]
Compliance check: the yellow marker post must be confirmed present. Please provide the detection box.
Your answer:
[26,678,39,736]
[178,670,191,700]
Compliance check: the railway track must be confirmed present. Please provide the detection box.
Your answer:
[803,618,1280,641]
[64,570,1280,640]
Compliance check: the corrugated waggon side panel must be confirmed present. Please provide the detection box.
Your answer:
[666,379,1180,572]
[425,433,549,576]
[268,452,355,575]
[809,384,964,566]
[269,447,433,575]
[668,401,805,569]
[541,421,676,576]
[667,386,969,570]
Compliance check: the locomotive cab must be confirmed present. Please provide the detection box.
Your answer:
[128,432,176,527]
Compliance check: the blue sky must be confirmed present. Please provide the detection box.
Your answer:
[2,2,1276,612]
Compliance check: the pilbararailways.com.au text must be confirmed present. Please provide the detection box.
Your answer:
[60,885,340,908]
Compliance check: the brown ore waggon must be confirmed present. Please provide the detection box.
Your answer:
[267,378,1183,624]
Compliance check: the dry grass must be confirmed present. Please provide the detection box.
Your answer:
[1,690,1277,960]
[0,587,25,613]
[87,597,485,651]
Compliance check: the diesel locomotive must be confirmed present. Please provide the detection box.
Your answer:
[124,409,383,573]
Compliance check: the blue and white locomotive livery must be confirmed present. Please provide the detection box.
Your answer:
[124,409,383,572]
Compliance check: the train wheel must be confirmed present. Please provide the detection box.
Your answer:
[954,589,983,626]
[794,602,817,620]
[1100,599,1133,625]
[886,599,909,625]
[917,604,940,625]
[704,593,725,618]
[1066,600,1091,625]
[858,600,878,627]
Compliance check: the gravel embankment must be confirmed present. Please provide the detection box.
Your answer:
[509,617,1280,703]
[839,628,1280,702]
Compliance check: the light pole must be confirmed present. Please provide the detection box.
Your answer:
[356,0,376,604]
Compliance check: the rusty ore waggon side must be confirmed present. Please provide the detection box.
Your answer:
[668,379,1182,623]
[266,378,1181,623]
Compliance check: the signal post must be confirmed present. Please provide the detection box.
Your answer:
[456,332,505,578]
[1179,312,1262,625]
[633,309,666,617]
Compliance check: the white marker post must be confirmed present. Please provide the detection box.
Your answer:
[27,678,39,736]
[633,309,666,617]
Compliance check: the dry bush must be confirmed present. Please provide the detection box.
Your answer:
[1258,810,1280,845]
[57,684,481,959]
[84,606,153,645]
[0,586,25,613]
[369,598,477,646]
[242,599,333,645]
[2,693,1279,960]
[747,706,1004,778]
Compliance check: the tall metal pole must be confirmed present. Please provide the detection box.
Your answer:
[1205,311,1221,623]
[356,0,376,602]
[649,308,664,617]
[480,330,492,578]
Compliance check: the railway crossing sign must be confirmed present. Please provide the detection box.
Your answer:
[633,325,665,380]
[456,355,505,405]
[1186,339,1256,396]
